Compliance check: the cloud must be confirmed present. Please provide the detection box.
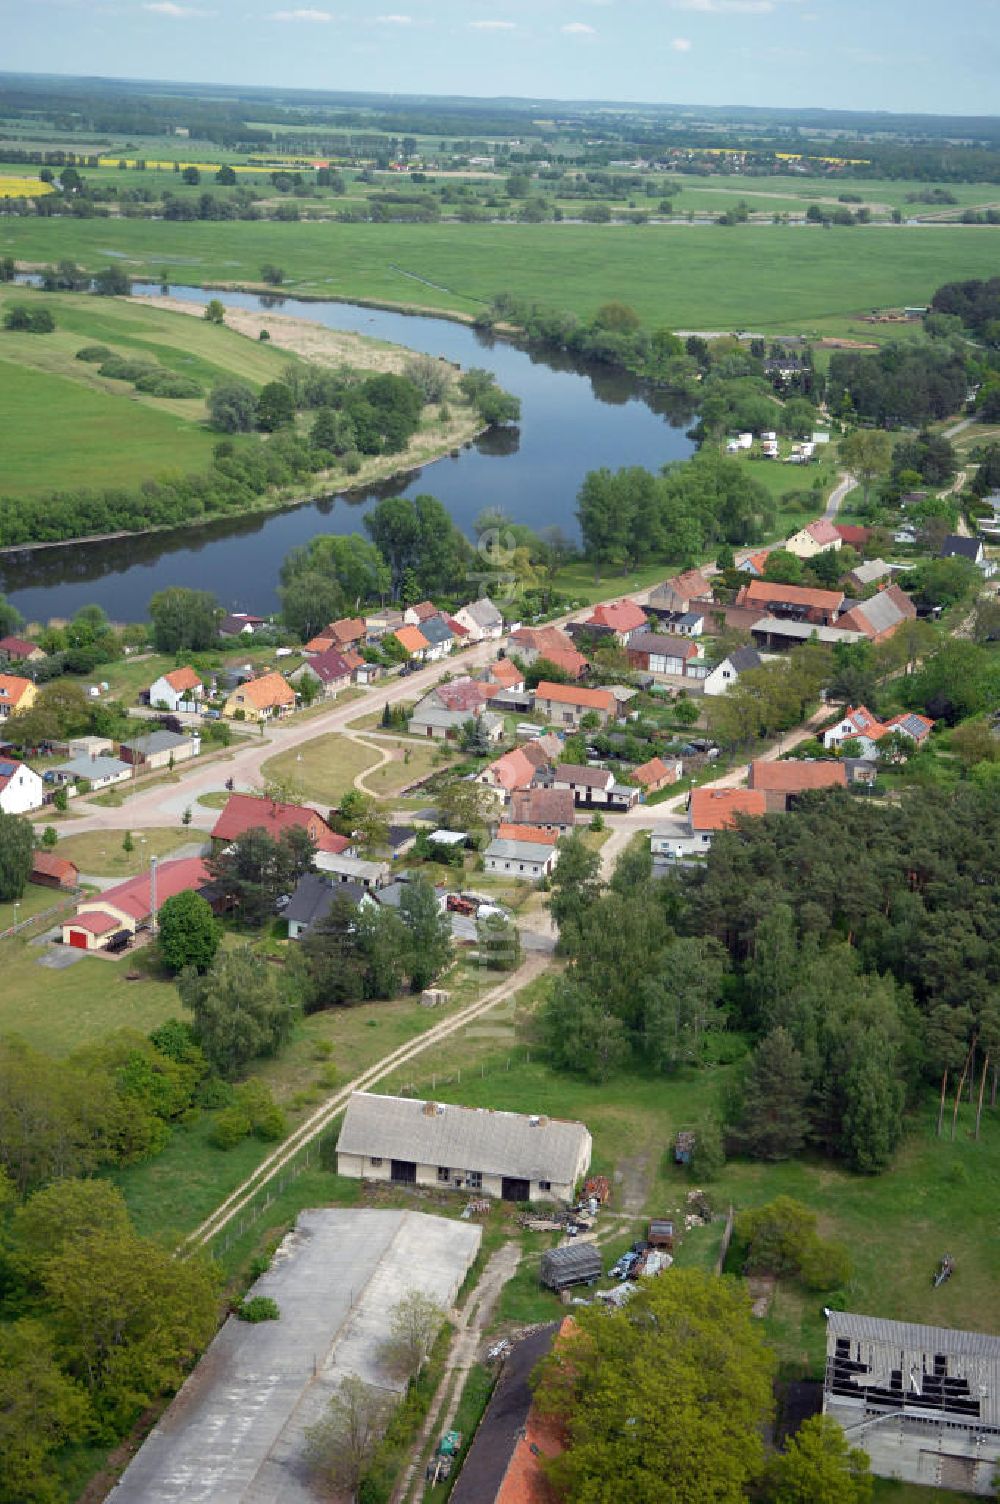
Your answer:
[468,18,516,28]
[561,20,595,33]
[671,0,775,11]
[671,35,692,49]
[375,11,412,21]
[269,6,333,18]
[143,2,207,14]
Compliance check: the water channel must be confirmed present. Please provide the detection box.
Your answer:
[1,286,696,621]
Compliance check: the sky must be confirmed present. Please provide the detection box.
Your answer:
[6,0,1000,116]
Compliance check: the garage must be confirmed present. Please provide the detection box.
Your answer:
[391,1159,416,1184]
[68,928,90,949]
[501,1176,531,1203]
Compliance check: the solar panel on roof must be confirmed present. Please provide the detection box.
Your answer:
[0,760,17,776]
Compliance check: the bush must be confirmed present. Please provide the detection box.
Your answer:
[76,344,112,362]
[4,304,55,332]
[134,370,202,398]
[237,1296,280,1322]
[209,1104,252,1149]
[737,1196,851,1290]
[98,355,159,383]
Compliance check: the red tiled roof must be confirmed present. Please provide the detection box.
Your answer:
[81,857,213,924]
[749,759,847,793]
[487,747,541,792]
[689,787,767,831]
[341,649,365,671]
[0,674,33,708]
[163,666,202,693]
[588,599,648,633]
[304,646,353,684]
[394,625,430,655]
[32,850,78,882]
[303,634,335,654]
[211,794,349,853]
[631,756,677,788]
[329,616,365,645]
[227,671,294,709]
[435,680,494,713]
[834,524,870,547]
[535,682,614,713]
[656,568,712,603]
[742,549,771,575]
[444,614,470,638]
[536,647,588,679]
[67,911,119,936]
[496,823,559,846]
[736,580,844,612]
[488,658,524,689]
[0,636,41,658]
[805,518,841,545]
[410,601,439,622]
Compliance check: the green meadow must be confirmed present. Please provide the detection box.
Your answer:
[2,218,1000,330]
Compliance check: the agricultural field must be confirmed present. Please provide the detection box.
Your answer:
[0,173,54,197]
[3,218,1000,332]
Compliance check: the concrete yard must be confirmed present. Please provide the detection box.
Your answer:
[108,1208,481,1504]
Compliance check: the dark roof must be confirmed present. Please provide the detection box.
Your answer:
[419,614,455,646]
[940,534,982,561]
[724,646,763,673]
[450,1325,560,1504]
[628,630,698,659]
[386,825,416,850]
[284,872,365,929]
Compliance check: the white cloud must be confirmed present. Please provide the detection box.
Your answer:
[671,0,775,12]
[561,20,595,33]
[468,18,516,28]
[375,12,412,21]
[143,2,207,14]
[269,6,333,19]
[671,35,692,49]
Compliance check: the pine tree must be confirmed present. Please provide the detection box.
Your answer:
[732,1027,810,1161]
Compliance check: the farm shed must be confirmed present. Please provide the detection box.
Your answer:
[337,1092,591,1204]
[823,1311,1000,1496]
[540,1243,602,1291]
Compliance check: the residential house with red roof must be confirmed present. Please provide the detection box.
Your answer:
[823,705,934,758]
[582,598,650,644]
[62,857,214,951]
[627,631,700,678]
[392,624,431,661]
[222,671,294,722]
[784,517,843,558]
[630,755,682,794]
[735,580,844,625]
[837,583,916,643]
[211,793,352,855]
[289,647,354,699]
[507,627,588,680]
[534,682,615,729]
[652,787,767,861]
[834,523,871,549]
[0,674,36,722]
[748,758,847,812]
[479,737,558,794]
[148,666,204,713]
[648,569,713,618]
[486,658,526,693]
[0,635,45,664]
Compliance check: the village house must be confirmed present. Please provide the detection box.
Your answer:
[147,666,203,713]
[627,630,700,678]
[545,762,639,811]
[738,548,772,578]
[823,705,934,758]
[479,737,560,794]
[62,856,214,951]
[341,649,379,686]
[748,757,847,812]
[410,701,504,743]
[735,580,844,625]
[507,625,588,679]
[391,624,431,662]
[327,615,367,650]
[0,635,46,665]
[211,793,353,856]
[784,518,843,558]
[419,615,457,660]
[652,787,767,861]
[834,523,871,550]
[30,850,79,890]
[0,673,36,722]
[223,671,295,722]
[283,872,371,938]
[647,569,713,620]
[534,682,615,729]
[119,729,201,771]
[630,755,682,794]
[288,646,353,700]
[314,850,390,889]
[452,596,505,642]
[581,599,650,645]
[822,1311,1000,1496]
[403,600,440,626]
[218,612,268,639]
[486,657,525,694]
[49,752,132,791]
[336,1091,592,1203]
[0,755,44,814]
[846,558,893,593]
[702,646,765,696]
[364,607,406,644]
[837,583,917,643]
[484,824,561,880]
[508,786,576,832]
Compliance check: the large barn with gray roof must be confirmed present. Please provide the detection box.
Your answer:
[337,1091,591,1204]
[823,1311,1000,1495]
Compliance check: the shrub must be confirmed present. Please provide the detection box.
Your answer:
[98,355,159,383]
[76,343,112,362]
[134,370,202,398]
[4,304,55,332]
[237,1296,280,1322]
[208,1104,252,1149]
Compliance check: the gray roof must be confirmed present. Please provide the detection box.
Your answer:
[285,873,366,929]
[124,729,195,756]
[338,1092,589,1183]
[410,705,469,731]
[550,763,614,789]
[849,591,908,636]
[827,1310,1000,1359]
[722,646,763,674]
[629,630,696,657]
[849,558,891,586]
[419,614,455,647]
[826,1312,1000,1424]
[462,597,504,630]
[940,534,982,561]
[751,616,866,645]
[485,837,556,863]
[53,753,131,780]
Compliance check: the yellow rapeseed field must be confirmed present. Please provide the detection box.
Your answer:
[0,176,54,198]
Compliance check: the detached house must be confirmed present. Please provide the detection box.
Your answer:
[391,624,431,662]
[648,569,712,620]
[630,756,681,795]
[823,705,934,758]
[507,626,588,680]
[547,762,639,811]
[484,825,560,881]
[119,729,200,771]
[0,756,43,814]
[627,631,700,678]
[147,666,203,714]
[453,597,504,642]
[418,615,456,660]
[288,647,353,700]
[480,738,558,794]
[0,674,36,722]
[486,657,525,694]
[784,518,843,558]
[652,787,767,861]
[748,758,847,812]
[534,682,615,729]
[837,584,916,643]
[218,612,268,639]
[703,646,764,697]
[582,599,650,645]
[509,787,576,832]
[211,793,352,855]
[223,672,294,722]
[62,857,214,951]
[0,636,45,665]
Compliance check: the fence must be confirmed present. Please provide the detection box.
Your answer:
[715,1204,736,1276]
[0,894,77,941]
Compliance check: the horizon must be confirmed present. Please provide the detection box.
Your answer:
[6,0,999,117]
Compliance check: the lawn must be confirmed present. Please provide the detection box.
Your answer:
[0,879,74,934]
[261,730,444,806]
[0,937,179,1054]
[54,826,199,877]
[3,219,1000,331]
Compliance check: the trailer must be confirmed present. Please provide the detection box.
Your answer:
[540,1243,602,1292]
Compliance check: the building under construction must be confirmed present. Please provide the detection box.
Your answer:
[823,1311,1000,1495]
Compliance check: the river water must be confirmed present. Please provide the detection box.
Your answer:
[1,286,695,621]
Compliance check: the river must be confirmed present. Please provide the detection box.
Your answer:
[0,286,696,621]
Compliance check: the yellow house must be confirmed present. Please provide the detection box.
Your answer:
[0,674,37,722]
[784,518,843,559]
[223,671,295,722]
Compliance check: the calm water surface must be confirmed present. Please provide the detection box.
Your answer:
[2,287,695,620]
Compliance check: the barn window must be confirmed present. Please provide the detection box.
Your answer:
[370,1156,383,1167]
[538,1180,551,1191]
[467,1171,482,1190]
[437,1166,451,1183]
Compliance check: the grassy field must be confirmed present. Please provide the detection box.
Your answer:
[261,730,444,805]
[0,880,74,934]
[3,219,1000,331]
[53,826,198,877]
